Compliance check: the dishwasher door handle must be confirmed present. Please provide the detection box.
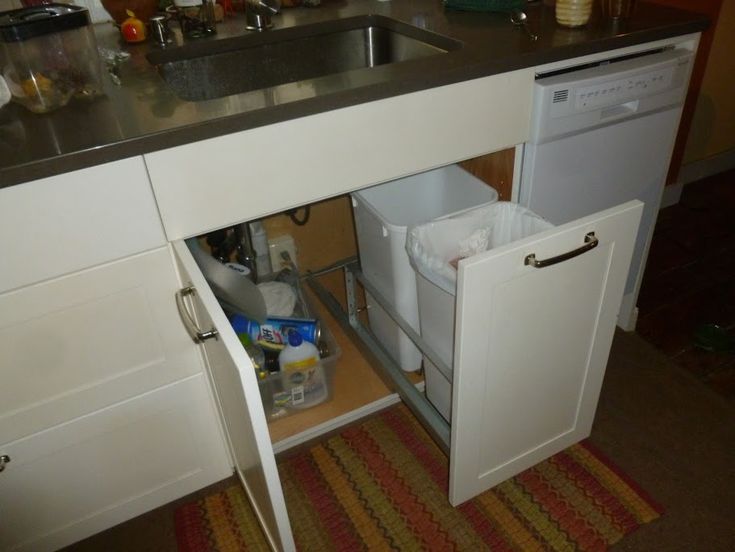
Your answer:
[601,99,640,121]
[525,232,598,268]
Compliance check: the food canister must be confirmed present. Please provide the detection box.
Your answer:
[0,3,103,113]
[555,0,593,27]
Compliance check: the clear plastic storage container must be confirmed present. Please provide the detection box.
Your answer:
[229,285,341,421]
[257,313,340,420]
[0,4,103,113]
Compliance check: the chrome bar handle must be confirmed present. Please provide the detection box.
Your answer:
[525,232,598,268]
[176,286,219,343]
[0,455,10,472]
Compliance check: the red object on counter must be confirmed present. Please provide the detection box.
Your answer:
[121,9,146,43]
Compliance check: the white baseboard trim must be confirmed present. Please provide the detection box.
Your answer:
[660,181,684,209]
[660,148,735,209]
[678,148,735,185]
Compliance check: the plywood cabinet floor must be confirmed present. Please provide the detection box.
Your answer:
[267,281,424,445]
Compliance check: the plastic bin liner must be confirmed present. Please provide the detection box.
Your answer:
[406,202,554,295]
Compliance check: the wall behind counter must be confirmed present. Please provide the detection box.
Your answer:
[682,0,735,163]
[647,0,734,181]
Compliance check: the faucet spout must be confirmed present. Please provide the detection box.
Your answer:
[245,0,280,31]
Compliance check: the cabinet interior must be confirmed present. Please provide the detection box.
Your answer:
[197,149,514,447]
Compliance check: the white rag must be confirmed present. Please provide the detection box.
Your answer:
[0,75,10,108]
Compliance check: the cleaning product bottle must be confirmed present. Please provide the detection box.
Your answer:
[278,330,327,409]
[230,315,266,377]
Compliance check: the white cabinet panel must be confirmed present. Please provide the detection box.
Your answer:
[0,157,166,293]
[146,70,534,240]
[173,241,295,552]
[0,374,231,552]
[0,248,203,443]
[448,201,642,505]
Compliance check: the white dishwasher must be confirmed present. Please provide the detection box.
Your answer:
[519,47,694,330]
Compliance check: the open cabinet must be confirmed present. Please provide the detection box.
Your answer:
[171,149,642,548]
[173,247,295,551]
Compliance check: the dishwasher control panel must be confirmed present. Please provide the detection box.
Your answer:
[575,64,676,110]
[529,48,694,144]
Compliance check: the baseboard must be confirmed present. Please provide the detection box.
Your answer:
[660,181,683,209]
[660,148,735,209]
[678,148,735,185]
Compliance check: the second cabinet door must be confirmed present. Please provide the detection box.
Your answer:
[173,241,296,552]
[449,201,642,505]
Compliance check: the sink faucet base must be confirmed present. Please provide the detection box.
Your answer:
[245,0,280,31]
[246,12,273,31]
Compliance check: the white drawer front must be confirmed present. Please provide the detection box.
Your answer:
[146,70,534,240]
[0,374,230,552]
[447,201,643,505]
[0,157,166,293]
[0,248,203,443]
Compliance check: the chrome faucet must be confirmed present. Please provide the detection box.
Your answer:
[245,0,280,31]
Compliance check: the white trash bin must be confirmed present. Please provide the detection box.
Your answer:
[407,202,554,419]
[352,165,498,372]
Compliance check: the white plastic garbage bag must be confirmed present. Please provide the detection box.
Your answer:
[406,202,554,295]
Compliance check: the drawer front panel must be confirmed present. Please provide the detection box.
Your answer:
[0,157,166,293]
[146,70,534,240]
[0,248,203,443]
[0,374,230,552]
[448,201,642,505]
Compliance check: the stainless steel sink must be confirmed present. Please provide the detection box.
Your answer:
[146,15,461,102]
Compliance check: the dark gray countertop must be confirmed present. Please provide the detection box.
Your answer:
[0,0,707,188]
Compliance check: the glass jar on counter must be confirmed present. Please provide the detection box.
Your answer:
[0,3,103,114]
[555,0,593,27]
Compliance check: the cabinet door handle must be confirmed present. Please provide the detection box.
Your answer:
[525,232,598,268]
[0,455,9,472]
[176,286,219,343]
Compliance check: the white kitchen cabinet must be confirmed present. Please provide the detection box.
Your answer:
[0,246,232,551]
[0,374,230,552]
[145,69,534,240]
[0,157,232,552]
[172,196,642,548]
[0,248,207,443]
[2,29,692,549]
[0,157,166,294]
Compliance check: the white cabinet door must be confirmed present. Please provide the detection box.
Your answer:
[449,201,642,505]
[172,241,295,552]
[0,374,230,552]
[0,157,166,293]
[0,248,205,443]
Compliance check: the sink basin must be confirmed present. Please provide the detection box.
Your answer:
[146,15,461,102]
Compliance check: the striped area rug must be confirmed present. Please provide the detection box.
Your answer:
[175,404,661,551]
